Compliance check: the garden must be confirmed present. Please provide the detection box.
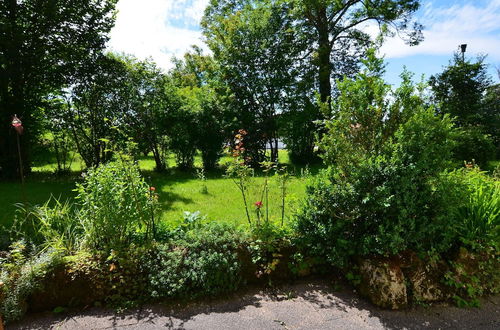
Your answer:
[1,0,499,327]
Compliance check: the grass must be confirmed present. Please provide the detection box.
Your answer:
[0,151,320,230]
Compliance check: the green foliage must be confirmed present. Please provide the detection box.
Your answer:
[248,220,292,280]
[42,97,76,174]
[64,54,132,167]
[203,0,306,163]
[444,245,500,307]
[295,64,458,267]
[447,168,500,247]
[279,103,322,165]
[0,0,118,179]
[453,127,496,169]
[9,199,81,254]
[120,56,173,172]
[430,54,493,127]
[0,242,63,323]
[430,54,498,165]
[169,48,231,171]
[142,222,244,299]
[75,157,158,251]
[168,110,198,170]
[225,130,255,224]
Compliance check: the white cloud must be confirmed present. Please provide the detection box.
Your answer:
[108,0,500,71]
[380,0,500,61]
[107,0,209,70]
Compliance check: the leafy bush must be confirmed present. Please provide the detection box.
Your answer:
[0,242,63,323]
[142,222,244,299]
[248,220,292,279]
[280,103,322,165]
[444,245,500,307]
[75,157,158,251]
[168,110,197,170]
[295,72,459,267]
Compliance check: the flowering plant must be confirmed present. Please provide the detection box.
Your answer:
[226,130,253,224]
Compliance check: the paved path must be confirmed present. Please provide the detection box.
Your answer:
[9,280,500,329]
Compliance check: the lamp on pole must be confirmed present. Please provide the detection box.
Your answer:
[460,44,467,62]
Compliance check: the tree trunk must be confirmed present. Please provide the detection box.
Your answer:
[152,144,165,172]
[316,6,332,109]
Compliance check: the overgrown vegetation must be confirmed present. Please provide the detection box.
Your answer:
[294,55,499,304]
[1,0,499,324]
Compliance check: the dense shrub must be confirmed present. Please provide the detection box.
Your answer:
[295,61,460,267]
[75,157,158,251]
[453,127,496,169]
[168,110,197,170]
[143,222,244,299]
[280,103,322,165]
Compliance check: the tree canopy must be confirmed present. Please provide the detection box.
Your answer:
[0,0,118,178]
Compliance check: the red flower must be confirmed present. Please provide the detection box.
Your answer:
[254,201,263,208]
[149,186,156,192]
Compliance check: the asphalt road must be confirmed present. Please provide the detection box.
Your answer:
[9,280,500,330]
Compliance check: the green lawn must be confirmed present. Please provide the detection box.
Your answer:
[0,151,319,229]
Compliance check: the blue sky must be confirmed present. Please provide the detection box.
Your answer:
[108,0,500,85]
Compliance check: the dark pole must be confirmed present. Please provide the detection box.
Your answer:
[16,132,24,186]
[149,176,156,239]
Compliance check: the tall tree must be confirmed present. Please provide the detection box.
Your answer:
[0,0,117,179]
[120,55,173,172]
[289,0,423,106]
[63,54,130,168]
[429,54,493,127]
[203,0,307,163]
[429,54,498,165]
[170,47,232,170]
[203,0,422,164]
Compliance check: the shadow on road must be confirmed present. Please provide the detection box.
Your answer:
[10,279,500,330]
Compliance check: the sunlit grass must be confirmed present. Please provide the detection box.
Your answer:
[1,151,318,229]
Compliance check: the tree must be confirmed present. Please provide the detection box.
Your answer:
[481,82,500,155]
[296,57,458,267]
[120,56,173,172]
[0,0,117,179]
[429,54,498,165]
[321,49,425,168]
[202,0,306,164]
[202,0,422,164]
[429,54,493,127]
[288,0,423,106]
[169,48,231,170]
[63,54,130,168]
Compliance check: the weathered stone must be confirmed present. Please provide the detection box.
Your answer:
[357,257,408,309]
[398,251,451,303]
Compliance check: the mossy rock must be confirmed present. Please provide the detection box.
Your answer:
[357,257,408,310]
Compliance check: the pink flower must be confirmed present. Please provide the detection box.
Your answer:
[254,201,263,209]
